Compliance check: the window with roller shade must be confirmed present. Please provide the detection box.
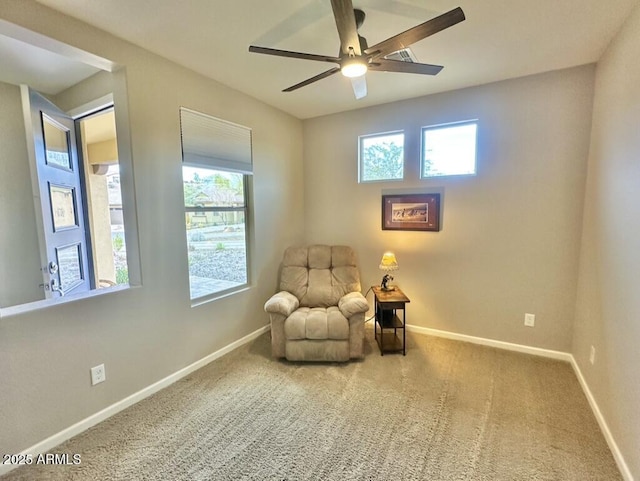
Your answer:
[179,108,252,301]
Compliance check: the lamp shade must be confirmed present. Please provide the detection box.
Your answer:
[379,252,398,271]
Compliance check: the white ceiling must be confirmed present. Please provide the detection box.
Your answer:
[0,32,100,95]
[32,0,640,119]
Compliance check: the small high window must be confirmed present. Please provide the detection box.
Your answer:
[421,121,478,178]
[358,131,404,182]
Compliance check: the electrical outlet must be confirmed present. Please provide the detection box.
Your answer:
[589,346,596,365]
[91,364,106,386]
[524,313,535,327]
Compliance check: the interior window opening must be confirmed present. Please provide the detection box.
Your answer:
[0,23,142,315]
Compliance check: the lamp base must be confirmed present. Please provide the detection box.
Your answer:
[380,273,395,291]
[380,285,396,291]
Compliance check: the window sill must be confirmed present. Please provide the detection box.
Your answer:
[190,284,251,308]
[0,284,137,319]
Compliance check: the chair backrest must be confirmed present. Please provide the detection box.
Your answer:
[279,245,362,307]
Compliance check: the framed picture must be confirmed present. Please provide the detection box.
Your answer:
[382,193,440,231]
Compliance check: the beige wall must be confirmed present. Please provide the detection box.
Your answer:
[0,0,304,455]
[0,81,44,306]
[303,65,595,352]
[87,139,118,165]
[1,0,637,477]
[573,3,640,479]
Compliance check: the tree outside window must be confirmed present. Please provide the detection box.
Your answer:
[359,131,404,182]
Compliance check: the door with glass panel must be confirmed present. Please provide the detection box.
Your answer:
[27,88,91,298]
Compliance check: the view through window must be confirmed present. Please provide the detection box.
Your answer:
[422,121,478,178]
[78,108,129,289]
[359,131,404,182]
[183,166,248,300]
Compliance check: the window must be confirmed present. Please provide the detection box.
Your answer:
[180,108,252,301]
[183,167,248,299]
[421,121,478,178]
[359,131,404,182]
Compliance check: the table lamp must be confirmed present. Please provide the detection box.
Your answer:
[379,252,398,291]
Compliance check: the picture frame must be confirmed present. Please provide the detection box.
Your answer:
[381,193,440,231]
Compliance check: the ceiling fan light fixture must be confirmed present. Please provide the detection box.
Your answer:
[341,58,368,78]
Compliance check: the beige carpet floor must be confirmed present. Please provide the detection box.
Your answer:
[2,328,621,480]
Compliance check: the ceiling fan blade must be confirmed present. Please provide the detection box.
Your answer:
[369,59,443,75]
[364,7,465,59]
[283,67,341,92]
[350,76,367,99]
[249,45,340,64]
[330,0,361,56]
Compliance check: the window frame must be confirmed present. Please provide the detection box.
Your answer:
[420,120,478,179]
[358,130,405,183]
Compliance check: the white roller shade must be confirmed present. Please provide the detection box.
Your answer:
[180,107,253,174]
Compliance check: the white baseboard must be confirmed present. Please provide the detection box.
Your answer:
[0,324,270,477]
[569,357,634,481]
[406,324,573,361]
[407,324,634,481]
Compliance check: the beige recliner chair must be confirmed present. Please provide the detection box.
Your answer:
[264,245,369,362]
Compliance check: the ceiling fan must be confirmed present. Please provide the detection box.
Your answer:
[248,0,465,99]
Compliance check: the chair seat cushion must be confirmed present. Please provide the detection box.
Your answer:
[284,306,349,340]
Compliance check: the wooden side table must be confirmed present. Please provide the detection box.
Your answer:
[373,286,410,355]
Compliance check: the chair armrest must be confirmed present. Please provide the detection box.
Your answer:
[264,291,299,317]
[338,292,369,318]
